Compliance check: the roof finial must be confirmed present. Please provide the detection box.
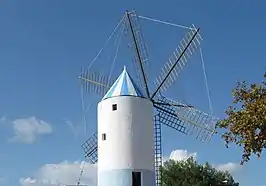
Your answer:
[123,65,127,72]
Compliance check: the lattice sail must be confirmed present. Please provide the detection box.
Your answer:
[154,25,202,94]
[78,69,114,97]
[154,96,217,142]
[154,99,189,135]
[81,133,98,164]
[175,104,218,141]
[125,11,150,98]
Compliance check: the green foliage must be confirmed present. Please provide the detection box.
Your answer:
[161,157,239,186]
[217,72,266,164]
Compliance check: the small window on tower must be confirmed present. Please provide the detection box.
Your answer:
[112,104,117,111]
[102,133,106,141]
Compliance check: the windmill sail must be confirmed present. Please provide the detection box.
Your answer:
[126,11,151,98]
[78,69,114,97]
[78,10,218,186]
[154,96,217,142]
[81,132,98,164]
[152,25,202,98]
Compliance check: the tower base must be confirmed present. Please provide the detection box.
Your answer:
[98,169,155,186]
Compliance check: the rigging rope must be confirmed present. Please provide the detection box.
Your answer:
[80,78,92,134]
[200,47,213,116]
[137,15,201,106]
[81,14,126,134]
[137,15,195,30]
[86,14,126,70]
[108,16,126,85]
[137,14,214,120]
[76,161,86,186]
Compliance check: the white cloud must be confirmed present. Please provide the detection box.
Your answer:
[163,149,197,163]
[169,149,197,161]
[20,161,97,186]
[214,162,242,173]
[64,119,83,140]
[164,149,241,174]
[20,149,241,186]
[9,116,52,144]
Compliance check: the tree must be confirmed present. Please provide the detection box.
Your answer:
[216,72,266,164]
[161,157,239,186]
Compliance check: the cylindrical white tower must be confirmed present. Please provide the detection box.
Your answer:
[97,67,155,186]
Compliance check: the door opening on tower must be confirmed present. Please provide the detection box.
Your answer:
[132,172,141,186]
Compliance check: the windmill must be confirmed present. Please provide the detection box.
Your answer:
[79,10,218,186]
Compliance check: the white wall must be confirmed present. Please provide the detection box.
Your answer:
[97,96,154,172]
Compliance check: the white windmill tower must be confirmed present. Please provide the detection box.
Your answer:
[97,66,155,186]
[79,11,218,186]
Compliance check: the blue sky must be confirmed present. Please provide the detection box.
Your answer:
[0,1,265,186]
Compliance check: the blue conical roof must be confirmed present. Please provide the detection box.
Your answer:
[102,66,145,100]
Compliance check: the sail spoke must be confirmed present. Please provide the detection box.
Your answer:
[81,132,98,164]
[154,95,218,142]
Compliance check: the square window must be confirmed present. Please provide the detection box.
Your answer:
[102,133,106,141]
[112,104,117,111]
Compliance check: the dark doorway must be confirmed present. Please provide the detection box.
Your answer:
[132,172,141,186]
